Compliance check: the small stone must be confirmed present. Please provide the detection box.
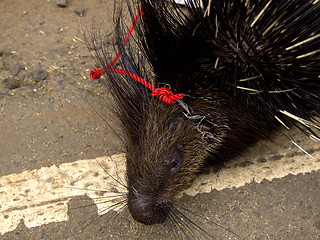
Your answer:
[0,51,12,59]
[315,221,320,230]
[233,207,241,213]
[238,160,254,167]
[4,78,20,89]
[74,7,85,17]
[34,70,48,82]
[55,84,64,91]
[56,0,67,7]
[10,63,21,76]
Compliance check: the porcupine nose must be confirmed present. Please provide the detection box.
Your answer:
[128,191,170,225]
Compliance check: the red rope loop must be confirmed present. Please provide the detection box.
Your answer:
[151,88,184,105]
[89,7,184,105]
[89,69,104,79]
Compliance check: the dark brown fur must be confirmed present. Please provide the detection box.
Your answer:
[87,0,320,227]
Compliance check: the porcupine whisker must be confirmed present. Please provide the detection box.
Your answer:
[64,153,128,233]
[168,207,217,240]
[63,169,125,195]
[167,214,182,239]
[64,185,126,212]
[95,159,127,189]
[111,162,127,190]
[73,198,127,233]
[95,203,129,239]
[166,216,179,240]
[63,186,125,194]
[96,199,128,224]
[78,208,124,238]
[88,194,127,204]
[172,210,210,239]
[168,212,196,240]
[69,196,126,212]
[73,194,126,203]
[96,203,128,239]
[168,214,198,240]
[168,204,214,240]
[174,203,241,239]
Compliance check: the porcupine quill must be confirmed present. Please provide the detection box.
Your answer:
[86,0,320,236]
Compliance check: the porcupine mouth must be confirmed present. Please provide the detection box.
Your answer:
[128,191,170,225]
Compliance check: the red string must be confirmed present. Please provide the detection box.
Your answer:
[89,7,183,105]
[109,7,143,66]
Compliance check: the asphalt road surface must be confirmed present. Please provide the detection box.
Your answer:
[1,0,320,239]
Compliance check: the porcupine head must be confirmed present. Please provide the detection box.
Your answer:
[88,0,320,225]
[89,1,213,225]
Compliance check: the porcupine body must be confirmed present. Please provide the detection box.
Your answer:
[88,0,320,225]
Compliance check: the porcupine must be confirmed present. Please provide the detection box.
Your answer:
[87,0,320,227]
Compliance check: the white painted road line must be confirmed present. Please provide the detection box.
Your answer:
[0,154,126,235]
[1,148,320,235]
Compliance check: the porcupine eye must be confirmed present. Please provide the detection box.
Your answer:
[170,158,181,174]
[172,160,179,168]
[163,118,185,176]
[164,157,181,177]
[163,146,184,177]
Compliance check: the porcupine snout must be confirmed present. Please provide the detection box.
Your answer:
[123,113,200,225]
[128,189,171,225]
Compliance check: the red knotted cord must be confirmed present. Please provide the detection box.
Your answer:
[89,7,183,105]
